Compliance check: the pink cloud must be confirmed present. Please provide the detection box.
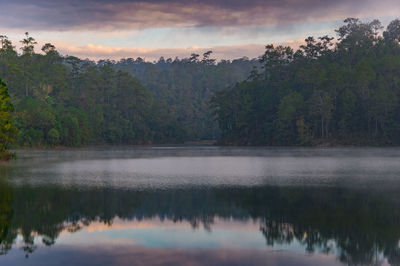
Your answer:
[49,40,305,61]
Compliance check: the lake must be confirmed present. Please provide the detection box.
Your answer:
[1,146,400,266]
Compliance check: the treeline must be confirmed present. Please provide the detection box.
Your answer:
[2,18,400,147]
[0,33,256,147]
[0,34,184,146]
[211,18,400,145]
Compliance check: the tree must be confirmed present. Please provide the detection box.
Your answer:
[47,128,60,146]
[202,50,215,65]
[383,19,400,43]
[275,92,307,144]
[0,79,18,159]
[41,43,57,55]
[189,53,200,63]
[20,32,37,96]
[20,32,37,55]
[0,180,13,255]
[0,36,16,58]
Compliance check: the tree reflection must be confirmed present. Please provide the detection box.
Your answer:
[386,247,400,265]
[1,182,400,265]
[0,178,13,255]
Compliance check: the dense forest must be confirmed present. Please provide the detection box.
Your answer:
[0,34,256,148]
[1,18,400,148]
[114,55,258,139]
[212,18,400,145]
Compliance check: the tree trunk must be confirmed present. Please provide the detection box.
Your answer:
[325,120,329,139]
[321,116,324,139]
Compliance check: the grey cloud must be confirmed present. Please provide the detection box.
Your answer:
[0,0,398,31]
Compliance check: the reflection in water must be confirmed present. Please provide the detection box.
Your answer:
[0,184,400,265]
[1,147,400,265]
[0,179,13,255]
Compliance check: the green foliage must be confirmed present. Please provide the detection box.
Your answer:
[0,43,197,146]
[0,79,17,159]
[47,128,60,146]
[211,18,400,146]
[114,55,258,140]
[276,92,307,144]
[0,35,256,146]
[3,18,400,147]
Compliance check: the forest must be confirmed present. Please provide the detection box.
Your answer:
[0,33,256,150]
[0,18,400,151]
[212,18,400,145]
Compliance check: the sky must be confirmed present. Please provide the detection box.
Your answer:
[0,0,399,61]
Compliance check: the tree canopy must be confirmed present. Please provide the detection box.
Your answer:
[0,79,17,159]
[0,34,256,147]
[2,18,400,147]
[211,18,400,145]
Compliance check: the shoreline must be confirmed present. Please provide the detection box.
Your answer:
[10,142,400,151]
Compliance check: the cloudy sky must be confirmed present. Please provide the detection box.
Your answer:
[0,0,399,61]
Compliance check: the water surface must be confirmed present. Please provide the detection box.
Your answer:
[1,146,400,265]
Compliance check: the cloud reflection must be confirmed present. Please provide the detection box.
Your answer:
[2,242,343,266]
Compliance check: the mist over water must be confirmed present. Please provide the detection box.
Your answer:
[9,146,400,189]
[1,146,400,265]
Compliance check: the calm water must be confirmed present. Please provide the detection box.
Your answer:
[1,146,400,266]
